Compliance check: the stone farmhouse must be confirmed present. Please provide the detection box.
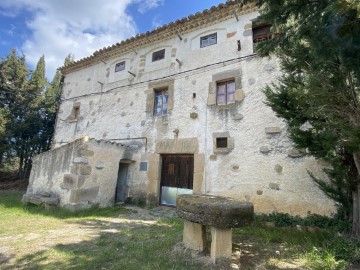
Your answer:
[24,1,336,215]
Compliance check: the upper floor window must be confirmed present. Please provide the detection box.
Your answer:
[217,80,235,105]
[115,61,125,72]
[253,25,272,43]
[154,88,168,116]
[200,33,217,48]
[216,137,228,148]
[152,49,165,62]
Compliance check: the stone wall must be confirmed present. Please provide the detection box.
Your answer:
[26,137,139,210]
[50,11,336,215]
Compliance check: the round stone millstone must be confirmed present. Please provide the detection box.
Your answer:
[176,194,254,228]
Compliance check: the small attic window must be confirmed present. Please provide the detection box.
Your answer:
[253,25,272,43]
[152,49,165,62]
[115,61,125,72]
[200,33,217,48]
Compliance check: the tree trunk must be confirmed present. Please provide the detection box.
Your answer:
[0,151,3,170]
[352,153,360,237]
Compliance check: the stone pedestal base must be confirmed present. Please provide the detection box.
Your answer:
[210,227,232,263]
[183,220,206,251]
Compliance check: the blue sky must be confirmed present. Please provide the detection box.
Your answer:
[0,0,225,79]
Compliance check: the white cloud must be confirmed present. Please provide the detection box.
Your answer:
[152,15,163,29]
[0,0,144,79]
[137,0,164,14]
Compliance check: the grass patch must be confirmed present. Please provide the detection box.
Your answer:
[1,191,360,269]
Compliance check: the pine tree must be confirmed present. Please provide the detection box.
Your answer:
[250,0,360,234]
[13,55,47,178]
[0,49,29,170]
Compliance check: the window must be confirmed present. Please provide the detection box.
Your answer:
[217,80,235,105]
[74,107,80,119]
[115,61,125,72]
[253,25,272,43]
[216,138,228,148]
[152,49,165,62]
[200,33,217,48]
[154,88,169,116]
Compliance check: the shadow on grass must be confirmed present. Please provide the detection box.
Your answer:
[2,218,209,270]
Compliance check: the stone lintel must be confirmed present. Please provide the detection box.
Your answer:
[265,127,281,134]
[210,227,232,264]
[183,220,206,251]
[155,138,198,154]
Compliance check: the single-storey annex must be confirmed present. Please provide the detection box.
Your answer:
[24,1,336,215]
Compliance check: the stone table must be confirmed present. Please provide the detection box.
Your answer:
[176,194,254,264]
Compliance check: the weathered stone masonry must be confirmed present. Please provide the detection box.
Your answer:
[24,1,336,216]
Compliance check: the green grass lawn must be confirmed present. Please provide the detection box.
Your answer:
[1,191,360,270]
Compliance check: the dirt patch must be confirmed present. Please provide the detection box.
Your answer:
[0,180,28,191]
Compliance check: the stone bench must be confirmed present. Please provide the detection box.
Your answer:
[176,194,254,264]
[22,193,59,209]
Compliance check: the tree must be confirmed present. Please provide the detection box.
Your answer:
[0,49,29,171]
[250,0,360,234]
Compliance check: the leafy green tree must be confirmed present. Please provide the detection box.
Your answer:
[250,0,360,234]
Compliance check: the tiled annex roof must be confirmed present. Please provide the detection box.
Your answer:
[59,0,257,75]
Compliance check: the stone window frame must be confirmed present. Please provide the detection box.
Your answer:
[200,32,217,48]
[114,61,125,72]
[212,132,234,154]
[145,79,174,116]
[152,49,166,62]
[207,69,244,108]
[66,102,81,122]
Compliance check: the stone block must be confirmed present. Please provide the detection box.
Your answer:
[233,113,243,121]
[235,89,245,102]
[147,154,161,195]
[288,148,305,158]
[193,172,203,194]
[210,227,232,264]
[73,157,89,164]
[183,221,206,251]
[227,31,237,38]
[155,138,198,154]
[265,127,281,134]
[244,23,252,30]
[95,161,105,169]
[207,93,216,106]
[269,183,280,190]
[260,146,271,154]
[78,164,92,175]
[248,78,255,85]
[63,174,77,189]
[209,154,217,161]
[275,164,283,173]
[194,154,204,173]
[69,187,99,203]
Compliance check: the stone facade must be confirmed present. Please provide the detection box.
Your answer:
[25,1,336,216]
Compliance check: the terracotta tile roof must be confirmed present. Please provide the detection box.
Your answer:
[59,0,257,74]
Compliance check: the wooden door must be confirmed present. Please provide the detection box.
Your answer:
[160,154,194,205]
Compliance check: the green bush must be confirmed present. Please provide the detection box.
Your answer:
[256,212,351,232]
